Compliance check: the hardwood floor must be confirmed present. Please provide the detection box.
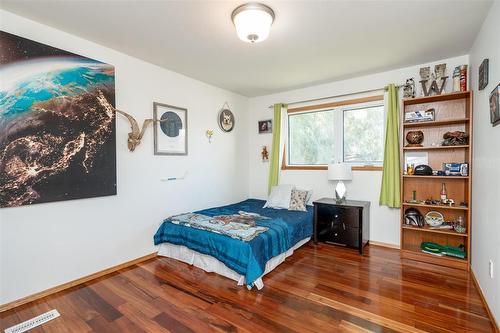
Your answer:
[1,244,496,332]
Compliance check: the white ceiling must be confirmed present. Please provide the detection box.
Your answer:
[1,0,492,97]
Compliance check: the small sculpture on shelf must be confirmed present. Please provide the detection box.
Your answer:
[420,64,448,96]
[403,78,416,98]
[442,131,469,146]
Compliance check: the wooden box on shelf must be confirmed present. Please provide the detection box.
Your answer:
[400,91,472,271]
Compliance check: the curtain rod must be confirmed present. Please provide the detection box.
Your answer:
[267,84,403,109]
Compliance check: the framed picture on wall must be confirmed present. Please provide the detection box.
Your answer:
[490,83,500,127]
[153,102,188,155]
[258,119,272,134]
[479,59,489,91]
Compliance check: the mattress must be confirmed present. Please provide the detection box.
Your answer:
[154,199,314,287]
[157,237,310,289]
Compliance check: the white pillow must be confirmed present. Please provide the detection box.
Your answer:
[264,185,294,209]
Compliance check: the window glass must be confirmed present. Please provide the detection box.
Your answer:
[343,105,384,163]
[288,110,334,165]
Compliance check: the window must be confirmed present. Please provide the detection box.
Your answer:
[285,97,385,168]
[343,105,384,164]
[288,110,334,165]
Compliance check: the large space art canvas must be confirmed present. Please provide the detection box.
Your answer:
[0,31,117,208]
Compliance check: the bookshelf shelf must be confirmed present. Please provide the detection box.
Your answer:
[403,145,469,151]
[402,225,468,237]
[403,118,470,128]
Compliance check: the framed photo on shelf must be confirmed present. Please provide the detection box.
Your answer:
[258,119,272,134]
[491,83,500,127]
[153,102,188,155]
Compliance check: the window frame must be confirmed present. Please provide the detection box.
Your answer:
[282,95,385,171]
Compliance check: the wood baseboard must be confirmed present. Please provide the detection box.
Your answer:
[471,269,499,333]
[368,240,400,249]
[0,252,157,313]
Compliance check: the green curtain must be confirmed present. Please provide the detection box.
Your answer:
[379,84,401,208]
[268,103,287,194]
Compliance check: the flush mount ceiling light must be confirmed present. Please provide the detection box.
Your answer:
[231,3,275,43]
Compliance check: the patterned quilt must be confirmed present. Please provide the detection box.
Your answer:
[169,211,269,241]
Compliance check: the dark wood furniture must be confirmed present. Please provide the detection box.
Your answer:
[313,198,370,254]
[401,91,472,271]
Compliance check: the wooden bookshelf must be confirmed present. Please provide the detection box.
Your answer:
[400,91,472,271]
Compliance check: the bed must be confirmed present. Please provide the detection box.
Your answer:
[153,198,313,289]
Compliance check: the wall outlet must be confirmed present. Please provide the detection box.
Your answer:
[489,260,494,279]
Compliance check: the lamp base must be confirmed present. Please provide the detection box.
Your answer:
[335,180,347,204]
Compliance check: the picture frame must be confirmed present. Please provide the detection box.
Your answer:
[258,119,272,134]
[153,102,188,155]
[479,59,489,91]
[490,83,500,127]
[218,108,235,132]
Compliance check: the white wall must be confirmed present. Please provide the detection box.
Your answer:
[248,55,469,246]
[0,10,249,305]
[470,1,500,324]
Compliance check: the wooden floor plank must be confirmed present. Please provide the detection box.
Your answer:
[0,243,496,333]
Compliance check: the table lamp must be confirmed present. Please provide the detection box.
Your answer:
[328,162,353,204]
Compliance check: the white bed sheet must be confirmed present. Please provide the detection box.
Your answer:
[157,237,310,290]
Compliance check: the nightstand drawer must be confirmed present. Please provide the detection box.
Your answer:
[316,204,360,228]
[317,221,359,248]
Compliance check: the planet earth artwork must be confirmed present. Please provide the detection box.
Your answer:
[0,31,117,208]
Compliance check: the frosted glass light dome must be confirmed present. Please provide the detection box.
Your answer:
[231,3,275,43]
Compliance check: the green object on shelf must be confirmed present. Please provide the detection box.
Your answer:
[420,242,467,259]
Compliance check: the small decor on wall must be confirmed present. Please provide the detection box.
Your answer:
[258,119,272,134]
[479,59,489,90]
[490,83,500,127]
[153,102,188,155]
[206,129,214,143]
[419,64,447,96]
[261,146,269,162]
[402,78,416,98]
[218,103,235,132]
[0,31,116,208]
[114,110,154,152]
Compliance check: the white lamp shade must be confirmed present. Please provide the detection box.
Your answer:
[232,4,274,43]
[328,163,353,181]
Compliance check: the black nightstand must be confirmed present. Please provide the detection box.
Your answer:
[313,198,370,254]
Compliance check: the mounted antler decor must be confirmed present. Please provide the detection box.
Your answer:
[114,109,154,152]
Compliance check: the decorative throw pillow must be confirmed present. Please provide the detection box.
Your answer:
[289,189,308,211]
[297,188,313,204]
[263,185,294,209]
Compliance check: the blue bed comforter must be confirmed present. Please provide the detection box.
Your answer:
[153,199,313,286]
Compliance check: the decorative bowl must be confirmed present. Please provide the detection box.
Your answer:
[425,211,444,227]
[406,130,424,147]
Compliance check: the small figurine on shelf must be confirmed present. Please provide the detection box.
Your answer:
[403,78,416,98]
[440,183,448,203]
[454,216,466,234]
[408,190,420,204]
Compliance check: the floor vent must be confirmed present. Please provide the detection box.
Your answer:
[4,309,60,333]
